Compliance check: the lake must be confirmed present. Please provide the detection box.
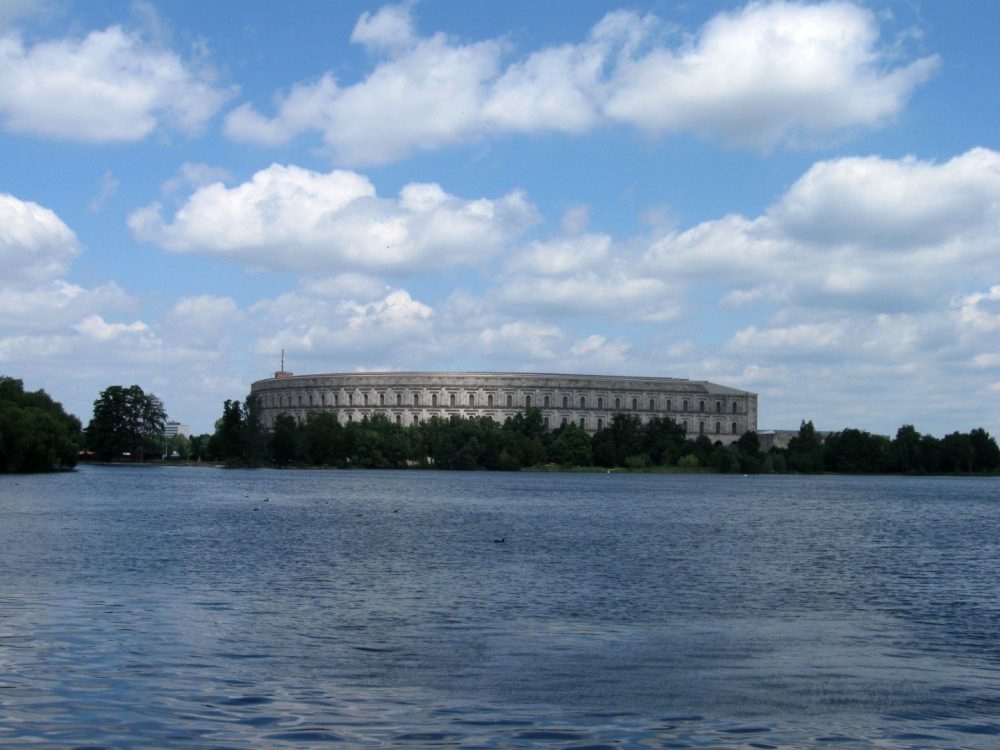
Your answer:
[1,466,999,748]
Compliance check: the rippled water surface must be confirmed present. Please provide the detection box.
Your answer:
[2,467,999,748]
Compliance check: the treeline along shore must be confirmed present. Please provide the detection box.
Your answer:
[2,375,998,475]
[187,397,1000,474]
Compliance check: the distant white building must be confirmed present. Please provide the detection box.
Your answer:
[163,421,189,439]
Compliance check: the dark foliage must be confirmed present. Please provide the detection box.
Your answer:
[203,395,1000,476]
[0,376,80,472]
[86,385,166,461]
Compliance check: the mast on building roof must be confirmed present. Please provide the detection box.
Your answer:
[275,348,292,379]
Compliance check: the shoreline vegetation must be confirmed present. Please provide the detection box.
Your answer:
[3,376,998,476]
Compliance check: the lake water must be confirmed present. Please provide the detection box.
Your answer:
[1,467,999,748]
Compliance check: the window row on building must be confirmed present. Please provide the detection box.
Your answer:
[261,390,744,415]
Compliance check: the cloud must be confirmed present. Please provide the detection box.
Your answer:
[161,295,241,350]
[477,320,562,361]
[223,1,937,164]
[604,1,939,148]
[0,280,129,332]
[646,148,1000,311]
[0,193,80,285]
[0,24,232,141]
[161,162,232,195]
[89,171,119,212]
[129,163,538,274]
[499,233,680,321]
[250,288,438,371]
[351,3,415,52]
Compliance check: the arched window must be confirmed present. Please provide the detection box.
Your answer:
[683,420,688,432]
[562,396,568,408]
[649,398,655,410]
[699,421,705,434]
[561,417,567,427]
[469,394,475,406]
[597,418,603,430]
[396,393,402,406]
[525,395,532,408]
[632,398,638,410]
[682,399,688,412]
[379,393,385,406]
[732,402,738,414]
[614,397,620,410]
[666,399,671,411]
[715,401,722,413]
[413,393,420,406]
[543,395,550,408]
[432,393,438,406]
[396,414,401,424]
[699,400,705,412]
[598,397,604,409]
[506,394,513,407]
[309,394,313,406]
[580,396,586,409]
[413,414,419,424]
[348,414,353,423]
[449,393,456,407]
[732,422,738,434]
[488,394,494,407]
[579,417,586,429]
[349,393,354,406]
[715,421,721,434]
[298,395,303,406]
[321,393,325,406]
[335,393,340,406]
[543,416,549,428]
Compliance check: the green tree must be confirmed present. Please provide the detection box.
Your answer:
[166,433,191,460]
[270,413,300,467]
[642,417,686,466]
[188,433,211,462]
[823,428,890,473]
[304,411,344,465]
[549,423,592,466]
[891,424,923,473]
[0,377,80,472]
[86,384,166,461]
[786,420,823,473]
[940,432,973,473]
[969,428,1000,472]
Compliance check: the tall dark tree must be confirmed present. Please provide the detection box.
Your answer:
[891,424,923,473]
[270,413,300,467]
[549,423,592,466]
[786,420,824,473]
[86,385,166,461]
[969,428,1000,472]
[0,376,80,472]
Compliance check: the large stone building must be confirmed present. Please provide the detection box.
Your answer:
[251,371,757,444]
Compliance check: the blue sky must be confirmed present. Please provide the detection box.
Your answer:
[1,0,998,436]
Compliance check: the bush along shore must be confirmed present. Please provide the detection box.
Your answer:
[172,396,1000,475]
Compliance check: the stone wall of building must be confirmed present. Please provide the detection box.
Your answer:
[250,371,758,444]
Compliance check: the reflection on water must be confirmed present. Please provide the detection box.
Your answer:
[1,467,999,747]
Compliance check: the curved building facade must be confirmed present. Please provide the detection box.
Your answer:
[251,371,757,443]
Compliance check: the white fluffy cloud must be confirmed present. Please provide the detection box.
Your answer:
[604,1,938,148]
[129,163,539,273]
[0,24,231,141]
[224,2,937,164]
[499,234,680,321]
[0,193,81,285]
[646,148,1000,310]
